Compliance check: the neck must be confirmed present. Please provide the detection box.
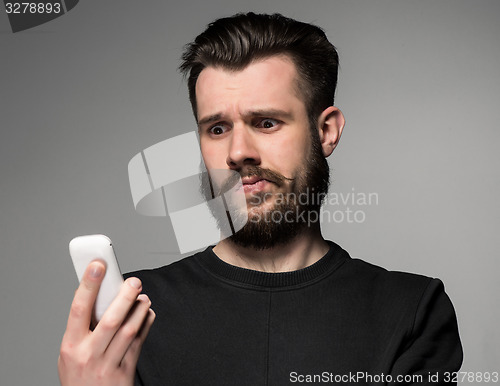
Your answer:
[213,225,329,273]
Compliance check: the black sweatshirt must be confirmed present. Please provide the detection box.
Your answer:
[126,241,462,385]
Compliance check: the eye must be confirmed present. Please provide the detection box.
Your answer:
[256,118,280,129]
[209,124,227,135]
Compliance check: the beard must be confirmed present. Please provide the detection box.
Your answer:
[201,130,330,250]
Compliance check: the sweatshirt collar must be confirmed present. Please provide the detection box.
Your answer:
[197,240,349,288]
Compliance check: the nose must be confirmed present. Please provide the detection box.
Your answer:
[226,125,261,169]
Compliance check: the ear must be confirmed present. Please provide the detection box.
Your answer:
[316,106,345,157]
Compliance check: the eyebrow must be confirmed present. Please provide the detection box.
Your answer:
[198,113,223,127]
[247,109,294,121]
[197,109,294,128]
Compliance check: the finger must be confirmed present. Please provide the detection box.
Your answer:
[64,260,106,343]
[120,308,156,371]
[104,294,151,368]
[90,277,142,353]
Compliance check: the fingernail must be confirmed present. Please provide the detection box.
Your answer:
[89,263,103,278]
[137,294,149,302]
[128,277,142,289]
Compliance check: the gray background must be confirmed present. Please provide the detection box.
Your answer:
[1,0,499,384]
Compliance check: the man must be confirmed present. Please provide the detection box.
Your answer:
[58,13,462,385]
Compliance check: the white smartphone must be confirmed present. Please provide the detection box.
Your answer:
[69,234,124,323]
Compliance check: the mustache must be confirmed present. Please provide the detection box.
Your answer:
[241,166,293,187]
[214,166,294,194]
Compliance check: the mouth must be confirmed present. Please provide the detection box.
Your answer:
[242,176,265,185]
[241,176,272,194]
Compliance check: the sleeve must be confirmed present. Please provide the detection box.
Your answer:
[389,278,463,385]
[133,371,145,386]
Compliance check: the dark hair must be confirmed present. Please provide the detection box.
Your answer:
[179,12,339,128]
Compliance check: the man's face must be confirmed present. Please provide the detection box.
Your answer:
[196,55,329,249]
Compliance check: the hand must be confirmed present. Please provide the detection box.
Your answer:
[58,260,155,386]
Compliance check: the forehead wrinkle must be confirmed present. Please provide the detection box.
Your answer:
[196,55,306,125]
